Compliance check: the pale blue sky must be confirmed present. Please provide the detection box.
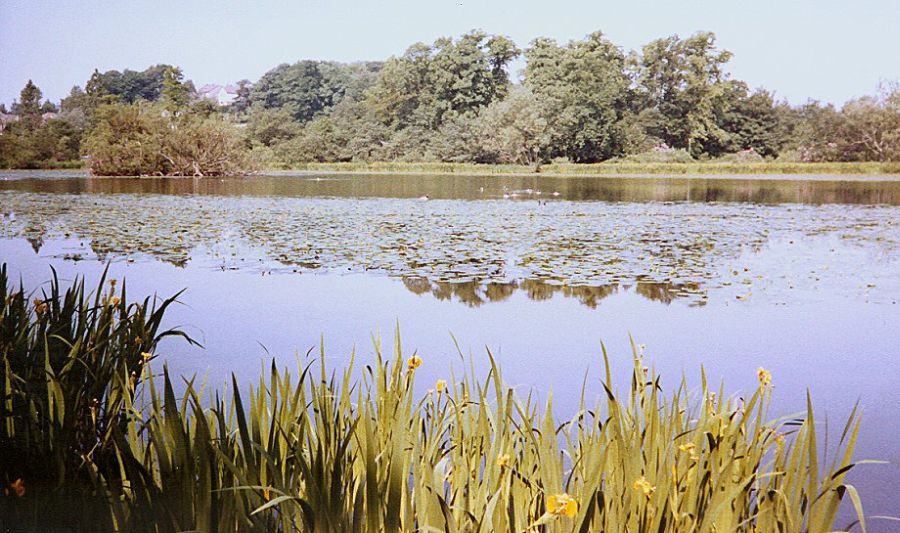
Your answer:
[1,0,898,107]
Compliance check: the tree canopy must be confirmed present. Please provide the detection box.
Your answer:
[2,29,898,171]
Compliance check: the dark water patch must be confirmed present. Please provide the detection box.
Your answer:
[3,171,900,204]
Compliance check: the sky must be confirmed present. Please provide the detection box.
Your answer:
[1,0,898,107]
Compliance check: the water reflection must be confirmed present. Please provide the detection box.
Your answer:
[3,189,898,306]
[401,278,705,308]
[2,171,900,205]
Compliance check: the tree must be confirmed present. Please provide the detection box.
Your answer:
[17,80,43,131]
[365,30,519,130]
[428,30,520,123]
[59,85,88,112]
[839,83,900,161]
[231,79,252,115]
[714,86,793,158]
[40,100,58,114]
[432,113,489,162]
[790,101,847,161]
[246,107,303,147]
[80,64,175,104]
[250,60,381,123]
[524,31,631,162]
[161,66,191,112]
[365,42,435,129]
[635,32,733,157]
[478,86,553,165]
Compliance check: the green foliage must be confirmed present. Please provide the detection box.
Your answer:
[82,64,181,104]
[2,31,899,170]
[250,60,382,122]
[83,102,254,176]
[231,79,253,115]
[524,32,631,162]
[618,146,695,164]
[0,119,80,169]
[292,160,900,176]
[0,80,82,169]
[837,83,900,161]
[635,32,734,157]
[718,87,794,158]
[0,265,194,529]
[16,80,44,131]
[366,30,519,129]
[0,266,877,532]
[161,66,191,113]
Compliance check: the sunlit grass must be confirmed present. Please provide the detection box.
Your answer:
[0,265,881,531]
[34,158,900,176]
[286,160,900,177]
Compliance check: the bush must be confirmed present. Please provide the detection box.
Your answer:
[83,103,255,176]
[718,148,765,162]
[619,144,695,163]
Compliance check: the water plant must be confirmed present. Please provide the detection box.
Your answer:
[0,265,875,531]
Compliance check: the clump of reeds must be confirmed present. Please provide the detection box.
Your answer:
[291,160,900,176]
[0,265,875,532]
[0,264,195,529]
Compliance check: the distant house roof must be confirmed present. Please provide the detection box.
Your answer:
[0,113,19,132]
[195,83,238,105]
[197,84,223,97]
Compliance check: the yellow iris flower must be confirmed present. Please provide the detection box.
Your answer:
[757,367,772,387]
[633,476,656,499]
[547,493,578,517]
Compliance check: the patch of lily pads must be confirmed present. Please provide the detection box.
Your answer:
[1,191,898,306]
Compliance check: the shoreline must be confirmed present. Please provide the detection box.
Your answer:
[282,161,900,178]
[282,168,900,182]
[4,160,900,181]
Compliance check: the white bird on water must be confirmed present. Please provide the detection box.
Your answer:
[418,195,430,201]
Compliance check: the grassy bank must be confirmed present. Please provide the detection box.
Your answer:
[287,160,900,177]
[6,160,900,177]
[0,160,85,171]
[0,266,875,532]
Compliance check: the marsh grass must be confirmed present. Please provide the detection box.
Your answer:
[33,159,900,176]
[0,265,880,532]
[288,160,900,177]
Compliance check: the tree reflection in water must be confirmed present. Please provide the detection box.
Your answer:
[401,277,705,308]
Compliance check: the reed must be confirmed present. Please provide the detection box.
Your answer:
[0,266,877,532]
[286,160,900,177]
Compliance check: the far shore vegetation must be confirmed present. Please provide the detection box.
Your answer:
[0,265,875,531]
[2,30,898,176]
[287,160,900,177]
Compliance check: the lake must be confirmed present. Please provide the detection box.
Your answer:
[1,170,899,528]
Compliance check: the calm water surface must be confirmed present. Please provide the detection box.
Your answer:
[1,171,898,527]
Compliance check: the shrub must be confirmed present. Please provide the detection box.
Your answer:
[619,144,695,163]
[718,147,765,162]
[83,103,255,176]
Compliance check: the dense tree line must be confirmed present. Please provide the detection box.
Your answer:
[2,30,898,171]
